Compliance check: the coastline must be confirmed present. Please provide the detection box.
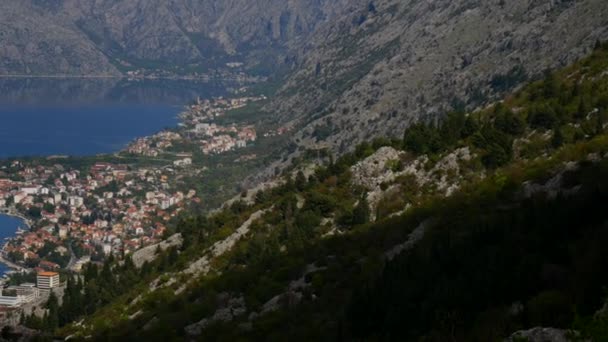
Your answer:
[0,208,32,275]
[0,86,258,278]
[0,74,260,82]
[0,207,33,229]
[0,94,194,277]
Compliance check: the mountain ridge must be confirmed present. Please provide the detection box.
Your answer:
[0,0,360,76]
[258,0,608,178]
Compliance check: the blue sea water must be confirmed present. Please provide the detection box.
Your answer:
[0,215,26,277]
[0,77,229,158]
[0,103,181,158]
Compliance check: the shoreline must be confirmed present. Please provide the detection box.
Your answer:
[0,207,33,229]
[0,208,33,275]
[0,102,188,162]
[0,88,256,277]
[0,74,259,82]
[0,95,192,276]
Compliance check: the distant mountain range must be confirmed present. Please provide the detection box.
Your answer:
[0,0,361,76]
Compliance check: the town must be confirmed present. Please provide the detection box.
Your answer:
[0,94,279,315]
[125,96,264,157]
[0,160,197,271]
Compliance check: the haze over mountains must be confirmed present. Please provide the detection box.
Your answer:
[0,0,360,76]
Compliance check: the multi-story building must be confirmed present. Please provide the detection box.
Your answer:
[37,272,60,289]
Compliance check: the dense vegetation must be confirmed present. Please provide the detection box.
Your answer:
[13,43,608,341]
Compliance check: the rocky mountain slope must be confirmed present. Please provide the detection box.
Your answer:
[32,44,608,341]
[0,0,361,76]
[262,0,608,173]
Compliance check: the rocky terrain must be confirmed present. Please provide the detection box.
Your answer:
[0,0,362,76]
[258,0,608,177]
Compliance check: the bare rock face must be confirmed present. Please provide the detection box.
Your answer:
[0,2,120,76]
[0,0,361,76]
[263,0,608,173]
[350,146,473,215]
[505,327,576,342]
[131,233,183,268]
[185,294,246,336]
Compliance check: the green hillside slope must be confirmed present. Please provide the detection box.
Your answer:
[20,43,608,342]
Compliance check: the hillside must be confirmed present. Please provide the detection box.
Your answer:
[0,0,361,76]
[13,42,608,341]
[255,0,608,180]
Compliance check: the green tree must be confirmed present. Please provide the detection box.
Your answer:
[494,105,525,135]
[45,292,59,331]
[576,97,589,120]
[552,127,564,148]
[352,196,371,225]
[462,116,479,138]
[295,171,307,192]
[528,103,558,129]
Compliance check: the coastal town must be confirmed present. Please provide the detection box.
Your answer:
[125,96,264,157]
[0,160,195,272]
[0,94,276,315]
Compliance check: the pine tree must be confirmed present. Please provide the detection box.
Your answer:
[462,116,479,138]
[595,39,603,50]
[352,196,371,225]
[576,97,589,119]
[295,171,307,192]
[596,112,605,135]
[552,127,564,148]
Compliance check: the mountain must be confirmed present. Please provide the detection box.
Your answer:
[0,0,360,76]
[5,1,608,341]
[258,0,608,177]
[30,43,608,341]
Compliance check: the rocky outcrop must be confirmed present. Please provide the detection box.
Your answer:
[183,209,267,277]
[384,219,431,261]
[157,209,270,295]
[131,233,183,268]
[252,264,324,317]
[185,294,246,336]
[505,327,577,342]
[351,146,473,214]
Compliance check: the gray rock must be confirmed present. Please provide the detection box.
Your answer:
[505,327,579,342]
[252,0,608,182]
[131,233,183,268]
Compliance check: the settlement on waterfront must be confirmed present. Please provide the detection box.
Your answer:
[0,93,286,322]
[0,213,30,277]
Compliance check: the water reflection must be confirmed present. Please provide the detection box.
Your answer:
[0,77,231,106]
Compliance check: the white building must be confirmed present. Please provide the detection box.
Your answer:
[13,192,27,204]
[68,196,84,207]
[53,192,62,205]
[0,296,23,307]
[160,199,171,210]
[21,186,40,195]
[37,272,60,289]
[102,244,112,255]
[173,158,193,167]
[5,284,39,303]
